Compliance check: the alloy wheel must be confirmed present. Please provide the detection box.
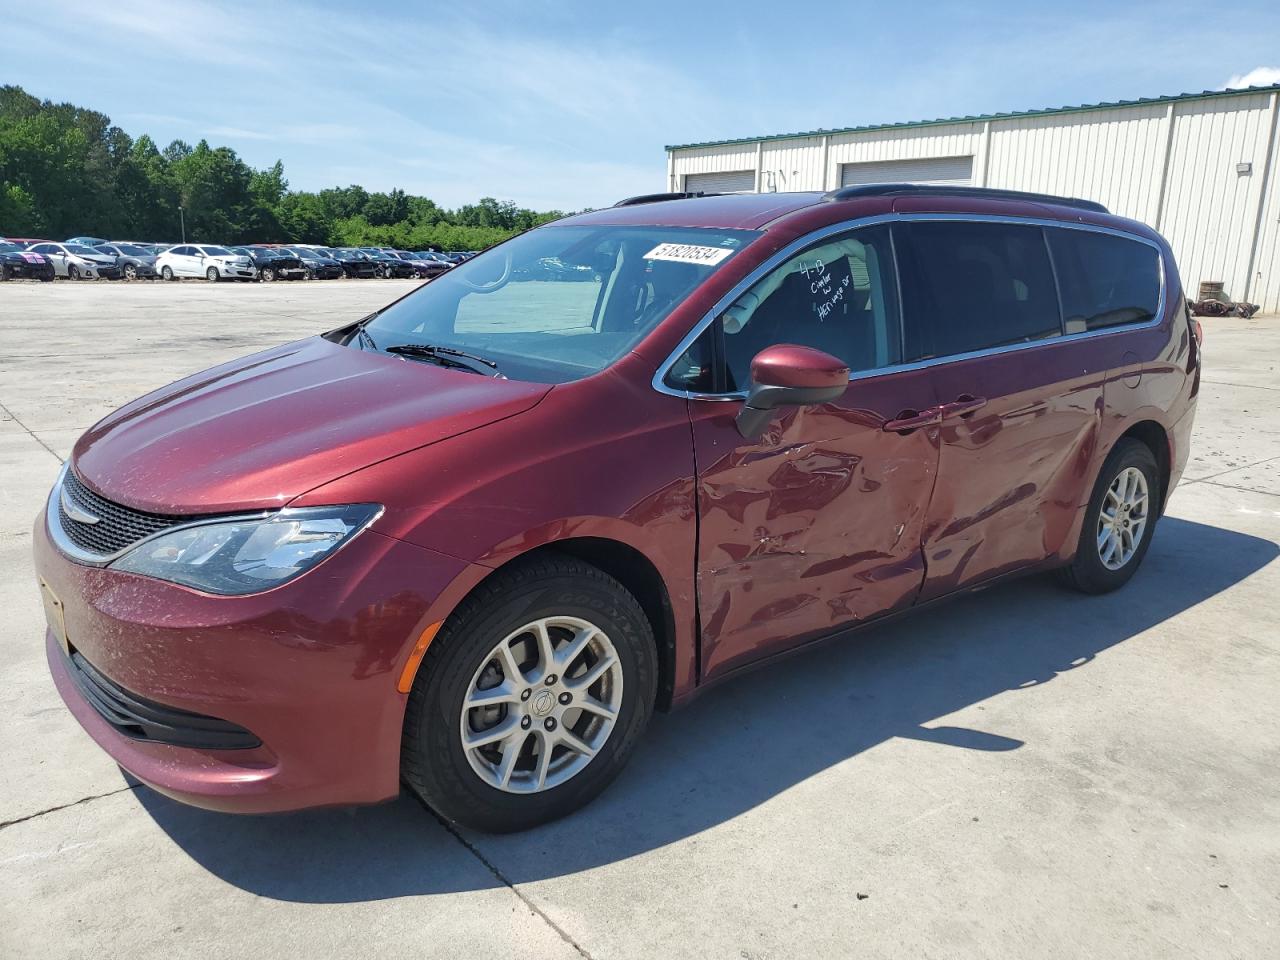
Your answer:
[1097,466,1149,570]
[460,616,623,794]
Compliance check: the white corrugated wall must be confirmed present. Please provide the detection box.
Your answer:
[1251,94,1280,311]
[668,89,1280,311]
[1158,92,1275,302]
[984,105,1169,223]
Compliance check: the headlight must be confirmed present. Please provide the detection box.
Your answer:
[111,504,381,595]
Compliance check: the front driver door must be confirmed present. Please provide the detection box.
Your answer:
[673,224,942,681]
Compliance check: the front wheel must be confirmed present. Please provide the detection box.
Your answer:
[206,266,219,282]
[67,264,81,281]
[260,267,275,282]
[402,556,657,832]
[1059,438,1160,594]
[124,264,138,281]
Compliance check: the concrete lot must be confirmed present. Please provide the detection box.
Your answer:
[1,280,1278,959]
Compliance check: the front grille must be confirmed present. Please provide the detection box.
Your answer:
[57,470,188,558]
[66,649,261,750]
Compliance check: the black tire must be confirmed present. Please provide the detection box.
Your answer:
[0,264,8,281]
[40,270,53,282]
[206,266,219,282]
[402,556,658,832]
[305,268,315,280]
[1058,438,1160,594]
[67,264,81,281]
[161,265,174,281]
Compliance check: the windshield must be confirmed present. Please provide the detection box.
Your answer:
[361,223,757,384]
[114,244,148,256]
[0,242,21,253]
[201,246,233,257]
[66,244,101,256]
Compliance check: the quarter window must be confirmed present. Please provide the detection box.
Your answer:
[898,221,1061,361]
[1047,228,1161,332]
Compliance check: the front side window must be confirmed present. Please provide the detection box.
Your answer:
[362,224,757,384]
[665,224,901,394]
[898,221,1061,361]
[1048,228,1161,332]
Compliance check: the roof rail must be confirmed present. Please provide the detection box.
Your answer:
[822,183,1109,213]
[613,191,721,207]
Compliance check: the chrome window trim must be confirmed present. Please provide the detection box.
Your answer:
[44,463,384,571]
[651,212,1168,401]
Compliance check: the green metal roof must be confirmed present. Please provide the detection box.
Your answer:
[665,83,1280,152]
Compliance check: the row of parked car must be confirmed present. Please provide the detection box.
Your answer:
[0,235,476,283]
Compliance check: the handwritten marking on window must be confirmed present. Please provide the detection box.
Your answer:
[799,258,852,321]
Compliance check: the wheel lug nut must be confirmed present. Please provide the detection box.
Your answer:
[544,717,556,731]
[544,674,558,686]
[558,692,571,705]
[520,689,531,701]
[520,716,531,729]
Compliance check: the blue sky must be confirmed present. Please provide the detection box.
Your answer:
[3,0,1279,211]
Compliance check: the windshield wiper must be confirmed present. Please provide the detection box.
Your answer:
[384,343,503,377]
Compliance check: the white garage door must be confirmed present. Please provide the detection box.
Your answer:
[683,170,756,194]
[839,155,974,187]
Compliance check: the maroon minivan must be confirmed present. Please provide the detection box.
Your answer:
[34,185,1200,831]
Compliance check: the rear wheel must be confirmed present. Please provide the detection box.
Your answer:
[206,266,219,282]
[1059,438,1160,593]
[402,556,657,832]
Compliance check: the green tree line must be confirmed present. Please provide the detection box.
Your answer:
[0,85,566,250]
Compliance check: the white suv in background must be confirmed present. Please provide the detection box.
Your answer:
[156,244,257,282]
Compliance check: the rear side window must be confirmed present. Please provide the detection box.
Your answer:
[898,221,1061,361]
[1047,228,1161,332]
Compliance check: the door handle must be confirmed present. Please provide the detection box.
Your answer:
[939,395,987,419]
[883,407,942,433]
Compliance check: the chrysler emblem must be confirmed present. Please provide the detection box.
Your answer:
[60,487,101,525]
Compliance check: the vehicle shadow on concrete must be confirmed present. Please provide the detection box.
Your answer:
[135,516,1277,901]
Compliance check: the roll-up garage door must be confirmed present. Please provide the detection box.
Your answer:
[683,170,756,194]
[839,155,974,187]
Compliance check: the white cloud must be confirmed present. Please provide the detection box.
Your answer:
[1224,66,1280,89]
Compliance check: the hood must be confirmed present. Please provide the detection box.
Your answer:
[79,254,116,265]
[72,336,551,514]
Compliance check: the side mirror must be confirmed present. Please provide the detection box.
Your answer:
[736,344,849,439]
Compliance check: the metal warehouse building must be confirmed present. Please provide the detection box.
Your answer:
[666,84,1280,312]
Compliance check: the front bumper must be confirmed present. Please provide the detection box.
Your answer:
[34,507,472,813]
[219,264,257,280]
[3,260,54,280]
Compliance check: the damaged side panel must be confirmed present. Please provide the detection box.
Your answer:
[688,366,941,681]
